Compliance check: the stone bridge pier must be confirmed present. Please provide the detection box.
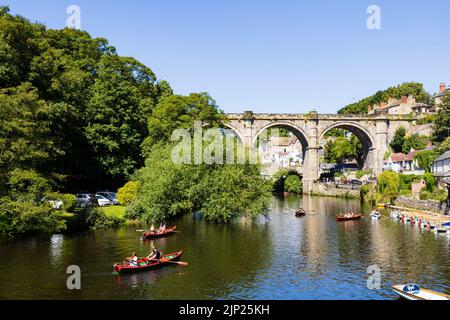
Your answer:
[226,111,413,193]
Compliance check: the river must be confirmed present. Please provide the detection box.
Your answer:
[1,195,449,300]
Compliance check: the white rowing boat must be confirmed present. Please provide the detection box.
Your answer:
[392,284,450,300]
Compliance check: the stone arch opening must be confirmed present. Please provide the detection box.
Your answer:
[221,123,244,144]
[252,122,310,177]
[319,122,375,175]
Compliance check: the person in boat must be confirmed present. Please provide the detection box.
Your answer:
[130,252,138,267]
[159,224,166,232]
[150,224,155,233]
[148,246,162,261]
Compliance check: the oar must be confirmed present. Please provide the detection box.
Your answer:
[149,258,188,266]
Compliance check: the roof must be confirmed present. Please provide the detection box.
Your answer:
[390,153,405,162]
[404,151,417,161]
[435,89,450,98]
[434,151,450,162]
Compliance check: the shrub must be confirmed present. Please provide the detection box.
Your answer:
[117,181,140,206]
[284,175,302,194]
[377,171,400,200]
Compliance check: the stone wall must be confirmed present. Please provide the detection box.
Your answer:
[394,196,447,214]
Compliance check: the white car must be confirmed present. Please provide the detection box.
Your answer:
[95,195,112,207]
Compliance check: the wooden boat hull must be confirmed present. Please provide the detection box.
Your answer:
[336,215,362,222]
[143,226,176,239]
[295,209,306,217]
[392,285,450,301]
[113,251,182,274]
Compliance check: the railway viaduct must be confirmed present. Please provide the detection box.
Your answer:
[225,111,414,193]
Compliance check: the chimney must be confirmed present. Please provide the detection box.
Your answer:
[440,83,446,93]
[368,105,373,112]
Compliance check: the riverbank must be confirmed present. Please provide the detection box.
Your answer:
[388,205,450,226]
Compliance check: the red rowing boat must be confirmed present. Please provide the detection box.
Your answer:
[143,226,177,239]
[336,214,362,222]
[113,251,182,274]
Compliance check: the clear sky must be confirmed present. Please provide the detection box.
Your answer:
[3,0,450,113]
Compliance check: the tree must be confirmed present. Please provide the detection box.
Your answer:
[414,150,437,172]
[390,127,406,153]
[435,137,450,155]
[433,92,450,143]
[324,135,362,165]
[85,55,164,186]
[402,134,428,153]
[132,143,271,223]
[377,171,400,197]
[339,82,431,115]
[142,93,226,155]
[284,175,302,194]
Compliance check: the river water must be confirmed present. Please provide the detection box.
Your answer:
[1,196,449,300]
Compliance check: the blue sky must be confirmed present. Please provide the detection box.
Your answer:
[3,0,450,113]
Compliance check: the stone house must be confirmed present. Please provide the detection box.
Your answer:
[383,150,424,174]
[434,83,450,111]
[368,95,434,117]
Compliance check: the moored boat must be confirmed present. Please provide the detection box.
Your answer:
[336,213,362,222]
[370,210,381,219]
[113,251,183,274]
[295,208,306,217]
[143,226,177,239]
[392,284,450,300]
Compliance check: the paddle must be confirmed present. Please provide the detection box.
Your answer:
[149,258,188,266]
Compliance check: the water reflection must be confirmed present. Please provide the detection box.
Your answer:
[0,195,449,300]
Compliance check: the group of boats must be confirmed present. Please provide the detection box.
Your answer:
[112,225,185,274]
[390,210,450,235]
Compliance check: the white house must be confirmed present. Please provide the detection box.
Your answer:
[433,151,450,187]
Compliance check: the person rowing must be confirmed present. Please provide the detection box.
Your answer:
[148,246,162,261]
[130,252,138,267]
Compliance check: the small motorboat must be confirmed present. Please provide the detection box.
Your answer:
[392,284,450,300]
[390,210,401,219]
[143,226,177,239]
[370,210,381,219]
[435,227,449,234]
[113,251,183,274]
[336,213,362,222]
[295,208,306,217]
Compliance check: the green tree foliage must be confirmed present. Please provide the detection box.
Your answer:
[142,93,225,155]
[433,92,450,143]
[377,171,400,197]
[414,150,438,172]
[284,175,302,194]
[435,137,450,155]
[402,134,428,153]
[390,127,406,153]
[132,144,271,223]
[117,181,140,206]
[338,82,431,115]
[422,173,436,192]
[324,135,362,164]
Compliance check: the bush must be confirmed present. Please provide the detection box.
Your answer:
[420,190,431,200]
[399,174,422,192]
[284,175,302,194]
[0,198,66,238]
[422,173,436,192]
[117,181,140,206]
[377,171,400,200]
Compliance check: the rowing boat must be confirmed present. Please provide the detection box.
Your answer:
[143,226,177,239]
[370,211,381,219]
[392,284,450,300]
[113,251,183,274]
[295,209,306,217]
[336,214,362,222]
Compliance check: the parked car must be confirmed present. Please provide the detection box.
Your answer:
[351,179,363,186]
[96,191,119,205]
[41,197,63,210]
[95,194,112,207]
[75,194,99,208]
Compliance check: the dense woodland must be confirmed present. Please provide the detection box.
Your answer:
[0,7,270,237]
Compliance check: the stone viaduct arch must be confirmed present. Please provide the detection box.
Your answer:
[226,112,413,193]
